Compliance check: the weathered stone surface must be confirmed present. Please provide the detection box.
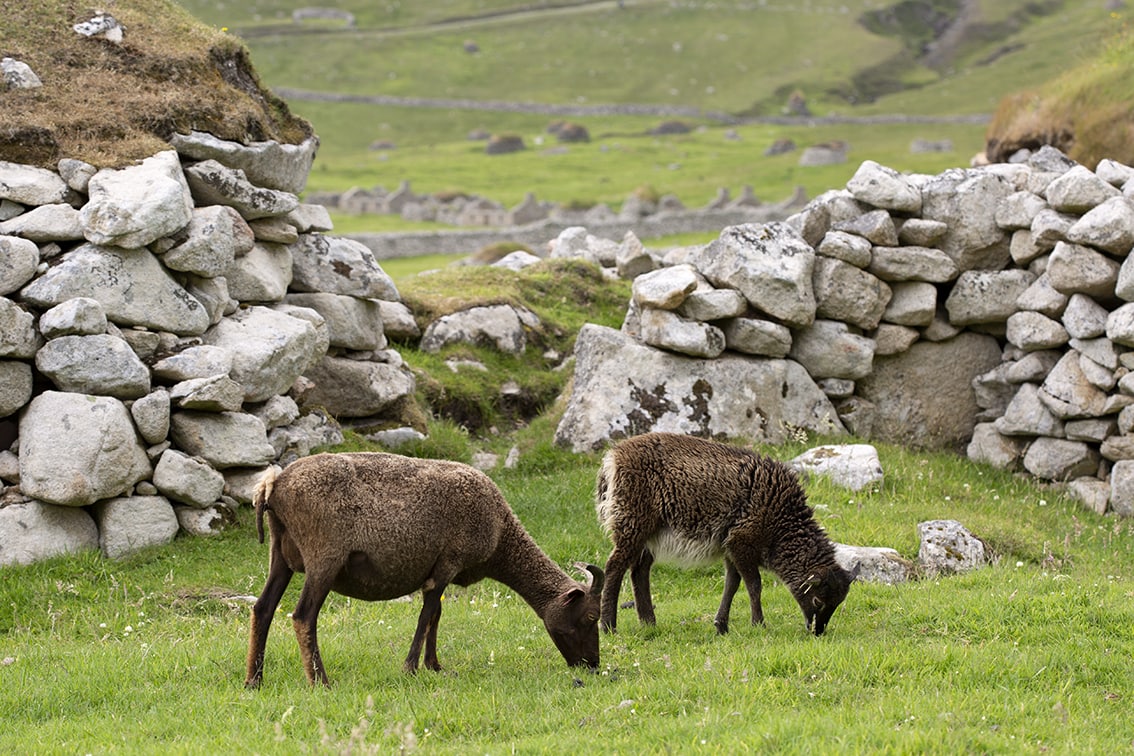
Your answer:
[1005,311,1069,351]
[37,297,107,338]
[170,131,319,194]
[0,501,99,567]
[1108,460,1134,516]
[0,360,33,417]
[1038,351,1110,419]
[182,159,300,220]
[0,297,38,359]
[284,292,386,352]
[130,389,170,445]
[816,230,873,267]
[289,233,399,300]
[298,354,417,419]
[169,411,276,469]
[632,264,700,310]
[920,169,1012,270]
[945,269,1035,326]
[18,391,151,506]
[857,332,1001,450]
[1046,241,1120,298]
[615,231,657,279]
[867,245,959,283]
[223,241,292,303]
[833,543,914,584]
[152,449,225,508]
[788,319,875,380]
[1030,208,1075,252]
[720,317,792,357]
[871,323,919,356]
[0,160,69,205]
[80,151,193,248]
[1022,437,1099,481]
[420,304,536,355]
[677,287,748,321]
[152,345,233,382]
[1065,196,1134,254]
[554,324,844,452]
[1045,164,1121,213]
[20,243,210,335]
[637,307,726,358]
[966,422,1025,471]
[1066,477,1110,515]
[996,382,1065,437]
[0,236,39,296]
[1015,273,1068,318]
[169,375,245,412]
[160,205,253,278]
[897,217,947,246]
[846,159,921,213]
[812,257,891,329]
[201,306,322,403]
[995,190,1047,230]
[93,495,179,559]
[790,444,883,491]
[35,334,151,399]
[881,281,936,327]
[917,519,987,576]
[689,222,816,328]
[0,203,83,243]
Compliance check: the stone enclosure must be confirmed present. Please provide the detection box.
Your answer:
[4,137,1134,567]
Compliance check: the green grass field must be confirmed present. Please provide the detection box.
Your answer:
[2,439,1131,753]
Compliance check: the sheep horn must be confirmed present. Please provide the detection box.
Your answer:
[575,562,605,594]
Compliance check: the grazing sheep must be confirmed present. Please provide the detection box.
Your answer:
[595,432,853,636]
[244,452,604,688]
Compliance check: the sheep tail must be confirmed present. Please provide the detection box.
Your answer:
[252,465,283,544]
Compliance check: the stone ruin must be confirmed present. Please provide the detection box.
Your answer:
[0,132,421,566]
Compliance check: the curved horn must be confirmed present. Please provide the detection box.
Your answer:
[575,562,605,595]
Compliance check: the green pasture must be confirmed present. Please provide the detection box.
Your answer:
[2,436,1132,753]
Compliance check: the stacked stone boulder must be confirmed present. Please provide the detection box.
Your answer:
[0,132,417,565]
[554,148,1134,517]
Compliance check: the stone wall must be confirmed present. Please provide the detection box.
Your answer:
[0,132,419,566]
[550,148,1134,518]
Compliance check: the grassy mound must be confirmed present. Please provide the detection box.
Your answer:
[0,0,311,169]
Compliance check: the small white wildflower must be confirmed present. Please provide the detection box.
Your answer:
[99,623,107,628]
[1039,499,1047,506]
[123,626,133,633]
[1016,561,1024,568]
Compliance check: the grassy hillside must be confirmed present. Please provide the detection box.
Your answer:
[167,0,1121,213]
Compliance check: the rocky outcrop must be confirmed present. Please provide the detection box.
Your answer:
[0,132,415,565]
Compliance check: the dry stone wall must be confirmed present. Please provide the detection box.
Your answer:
[552,148,1134,518]
[0,133,419,566]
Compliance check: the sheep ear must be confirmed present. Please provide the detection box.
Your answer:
[561,587,586,607]
[849,563,861,582]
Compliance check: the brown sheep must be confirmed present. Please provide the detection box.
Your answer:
[595,432,853,636]
[244,452,604,688]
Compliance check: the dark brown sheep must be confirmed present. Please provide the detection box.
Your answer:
[595,432,853,636]
[244,452,604,688]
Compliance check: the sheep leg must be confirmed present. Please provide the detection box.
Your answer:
[599,545,640,633]
[629,547,656,626]
[713,559,743,635]
[405,586,445,674]
[738,562,764,627]
[245,547,295,689]
[291,574,334,687]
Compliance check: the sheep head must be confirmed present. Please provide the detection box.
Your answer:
[794,563,855,636]
[544,563,604,669]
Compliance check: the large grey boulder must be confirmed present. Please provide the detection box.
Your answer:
[920,169,1012,270]
[856,332,1001,450]
[845,159,922,213]
[788,319,875,380]
[298,353,416,418]
[35,333,151,399]
[20,243,211,335]
[0,501,99,566]
[790,444,883,491]
[0,360,33,417]
[689,222,816,328]
[0,297,37,358]
[170,131,319,194]
[833,543,913,584]
[944,269,1035,326]
[554,324,844,452]
[159,205,253,278]
[169,410,276,469]
[289,233,400,300]
[152,449,225,508]
[0,159,70,205]
[80,151,193,248]
[0,235,40,295]
[93,496,180,559]
[182,159,299,220]
[636,308,726,358]
[420,304,538,354]
[201,305,323,403]
[917,519,987,576]
[18,391,151,506]
[812,257,891,329]
[223,242,292,302]
[283,292,386,351]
